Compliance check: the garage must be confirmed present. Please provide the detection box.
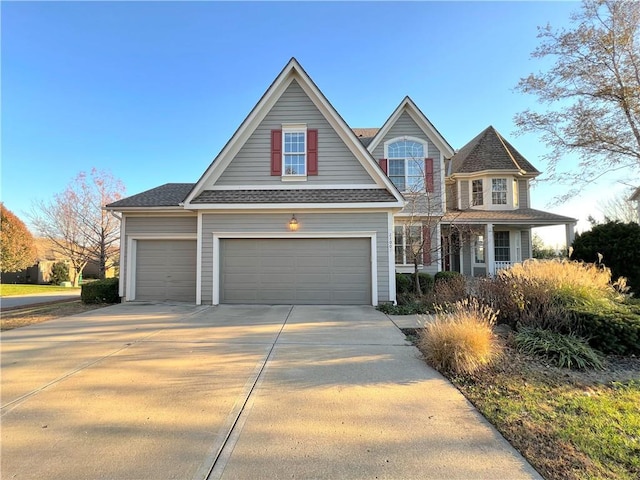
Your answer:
[135,239,197,302]
[220,238,371,304]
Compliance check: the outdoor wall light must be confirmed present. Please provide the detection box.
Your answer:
[289,214,299,231]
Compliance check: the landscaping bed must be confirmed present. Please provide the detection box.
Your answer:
[402,327,640,480]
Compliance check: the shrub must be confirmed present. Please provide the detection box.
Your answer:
[434,271,462,283]
[377,302,430,315]
[572,221,640,294]
[396,272,434,296]
[81,278,120,304]
[515,327,604,370]
[419,298,502,375]
[50,262,70,285]
[569,305,640,355]
[432,274,467,305]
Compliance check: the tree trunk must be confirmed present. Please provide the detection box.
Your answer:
[413,259,422,296]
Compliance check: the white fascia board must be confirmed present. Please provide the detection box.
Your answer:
[207,184,380,191]
[106,207,189,214]
[367,97,455,158]
[450,169,538,179]
[183,58,404,208]
[187,201,405,210]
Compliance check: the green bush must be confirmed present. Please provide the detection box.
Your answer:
[50,262,69,285]
[81,278,120,304]
[435,271,462,283]
[395,273,411,294]
[572,221,640,294]
[568,305,640,356]
[396,272,434,295]
[515,327,604,370]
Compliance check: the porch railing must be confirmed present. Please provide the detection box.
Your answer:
[494,261,513,272]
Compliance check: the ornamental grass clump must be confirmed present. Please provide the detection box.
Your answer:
[515,327,604,370]
[419,298,502,375]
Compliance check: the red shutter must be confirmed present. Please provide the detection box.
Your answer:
[425,158,434,192]
[307,129,318,175]
[422,225,432,265]
[271,130,282,176]
[378,158,388,174]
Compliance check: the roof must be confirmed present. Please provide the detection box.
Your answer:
[191,189,397,204]
[450,126,540,175]
[106,183,194,208]
[182,58,404,207]
[366,97,455,158]
[352,128,379,147]
[442,208,576,225]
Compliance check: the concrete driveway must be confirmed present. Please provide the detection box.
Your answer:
[1,304,541,480]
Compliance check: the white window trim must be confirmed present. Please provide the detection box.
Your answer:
[466,176,518,210]
[282,124,307,179]
[384,136,429,193]
[473,234,485,266]
[394,224,423,266]
[471,179,484,207]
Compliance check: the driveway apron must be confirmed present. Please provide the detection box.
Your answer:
[1,304,541,480]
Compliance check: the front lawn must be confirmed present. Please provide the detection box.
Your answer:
[429,338,640,480]
[0,284,80,296]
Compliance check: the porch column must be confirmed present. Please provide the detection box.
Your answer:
[486,223,495,276]
[566,222,576,256]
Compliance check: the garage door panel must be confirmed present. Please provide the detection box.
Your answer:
[136,240,196,302]
[220,238,370,305]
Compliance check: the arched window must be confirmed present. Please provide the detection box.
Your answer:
[386,139,425,192]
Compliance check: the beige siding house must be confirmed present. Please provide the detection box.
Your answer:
[107,58,576,305]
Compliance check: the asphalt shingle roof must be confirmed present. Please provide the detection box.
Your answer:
[191,189,396,204]
[450,126,540,175]
[442,208,576,224]
[106,183,194,208]
[352,128,379,148]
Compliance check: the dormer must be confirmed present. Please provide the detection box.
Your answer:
[446,126,540,211]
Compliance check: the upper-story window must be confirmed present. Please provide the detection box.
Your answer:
[388,140,425,192]
[492,178,507,205]
[283,126,307,176]
[472,179,483,206]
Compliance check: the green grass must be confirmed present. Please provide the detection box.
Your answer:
[453,357,640,480]
[0,284,80,297]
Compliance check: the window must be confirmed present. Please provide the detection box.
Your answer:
[494,231,510,262]
[513,179,519,207]
[395,225,423,264]
[474,235,485,263]
[388,140,425,192]
[283,129,306,176]
[472,180,483,206]
[492,178,507,205]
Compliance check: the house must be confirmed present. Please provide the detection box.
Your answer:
[106,58,576,305]
[630,186,640,220]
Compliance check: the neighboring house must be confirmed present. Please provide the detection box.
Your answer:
[106,58,576,305]
[630,186,640,220]
[1,238,118,284]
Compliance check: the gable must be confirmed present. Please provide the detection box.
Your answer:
[213,80,375,187]
[370,111,442,161]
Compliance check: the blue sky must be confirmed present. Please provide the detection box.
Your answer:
[3,1,628,245]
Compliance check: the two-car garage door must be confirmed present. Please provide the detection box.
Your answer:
[220,238,371,304]
[134,238,371,304]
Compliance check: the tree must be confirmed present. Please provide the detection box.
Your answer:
[571,220,640,293]
[531,233,561,259]
[515,0,640,201]
[0,203,37,273]
[29,169,125,286]
[598,187,639,223]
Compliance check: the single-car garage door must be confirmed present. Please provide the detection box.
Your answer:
[135,240,197,302]
[220,238,371,304]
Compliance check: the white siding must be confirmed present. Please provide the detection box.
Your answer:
[214,80,374,186]
[201,212,390,304]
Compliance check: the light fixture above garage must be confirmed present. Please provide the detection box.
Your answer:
[289,214,299,231]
